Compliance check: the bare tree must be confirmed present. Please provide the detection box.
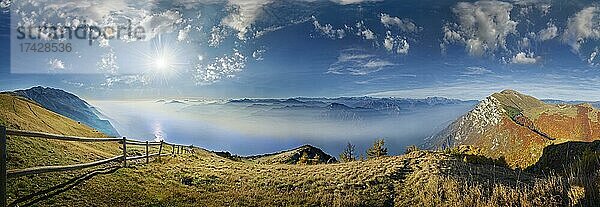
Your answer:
[339,142,356,162]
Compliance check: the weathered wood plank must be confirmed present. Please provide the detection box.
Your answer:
[158,141,163,161]
[125,141,161,146]
[7,155,124,178]
[122,137,127,167]
[126,153,161,161]
[1,126,7,207]
[146,141,149,164]
[6,129,122,142]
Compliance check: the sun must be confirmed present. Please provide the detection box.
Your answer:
[136,36,188,84]
[153,56,172,71]
[150,43,177,73]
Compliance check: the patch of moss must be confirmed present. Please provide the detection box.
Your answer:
[503,105,522,119]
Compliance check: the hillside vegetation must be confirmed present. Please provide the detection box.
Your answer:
[1,91,597,206]
[15,148,586,207]
[0,93,174,206]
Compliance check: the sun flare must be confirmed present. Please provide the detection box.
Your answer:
[136,36,188,84]
[154,58,169,70]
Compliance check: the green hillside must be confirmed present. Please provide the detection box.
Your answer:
[0,93,172,206]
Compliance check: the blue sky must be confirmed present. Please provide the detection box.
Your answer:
[1,0,600,100]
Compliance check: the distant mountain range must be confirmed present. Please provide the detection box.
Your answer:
[227,97,477,121]
[542,99,600,109]
[9,86,120,137]
[427,89,600,168]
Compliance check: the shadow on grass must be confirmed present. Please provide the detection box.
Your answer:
[9,166,121,207]
[527,140,600,206]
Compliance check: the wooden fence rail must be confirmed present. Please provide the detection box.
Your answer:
[7,155,124,178]
[125,141,162,146]
[5,129,123,142]
[0,126,191,207]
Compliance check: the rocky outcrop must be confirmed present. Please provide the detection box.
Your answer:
[247,145,337,164]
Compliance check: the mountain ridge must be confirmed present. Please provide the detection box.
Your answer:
[427,89,600,168]
[9,86,120,137]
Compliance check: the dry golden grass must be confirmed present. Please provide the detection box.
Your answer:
[2,93,598,206]
[16,149,594,207]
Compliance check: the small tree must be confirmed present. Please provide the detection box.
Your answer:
[298,151,310,164]
[339,142,356,162]
[367,139,388,159]
[313,154,321,164]
[405,145,419,154]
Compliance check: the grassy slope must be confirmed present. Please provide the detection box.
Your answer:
[38,150,576,207]
[0,93,177,205]
[0,92,587,206]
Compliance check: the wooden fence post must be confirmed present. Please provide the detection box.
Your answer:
[158,141,163,161]
[122,137,127,167]
[177,145,180,154]
[172,144,175,156]
[1,126,7,207]
[145,141,149,164]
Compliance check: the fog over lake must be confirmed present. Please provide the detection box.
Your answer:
[91,98,475,156]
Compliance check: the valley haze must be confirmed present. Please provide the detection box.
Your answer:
[91,96,476,156]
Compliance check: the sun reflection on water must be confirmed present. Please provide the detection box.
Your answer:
[153,121,166,142]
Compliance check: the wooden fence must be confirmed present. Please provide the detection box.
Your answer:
[0,125,193,207]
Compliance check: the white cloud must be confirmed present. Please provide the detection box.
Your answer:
[518,37,530,48]
[511,52,539,64]
[312,17,346,39]
[61,80,85,88]
[101,75,149,88]
[540,4,551,15]
[327,49,396,75]
[253,49,266,61]
[10,0,189,45]
[383,31,409,54]
[194,50,247,84]
[177,25,192,42]
[355,74,416,84]
[443,0,518,56]
[380,13,419,33]
[221,0,273,40]
[563,6,600,52]
[331,0,382,5]
[137,10,183,41]
[355,21,376,40]
[361,29,376,40]
[384,34,394,51]
[396,39,409,54]
[208,26,228,47]
[589,48,599,66]
[463,66,493,75]
[538,22,558,41]
[48,58,66,70]
[97,50,119,75]
[253,17,312,38]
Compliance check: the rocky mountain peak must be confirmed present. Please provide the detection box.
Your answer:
[491,89,545,111]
